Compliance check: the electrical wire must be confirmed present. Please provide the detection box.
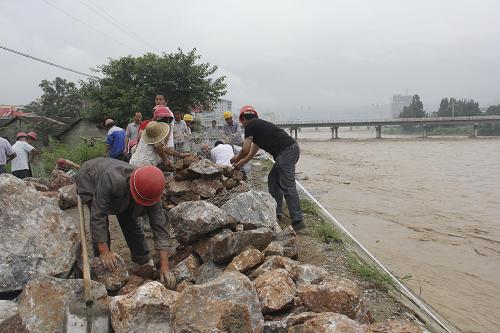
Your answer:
[0,45,99,79]
[40,0,141,54]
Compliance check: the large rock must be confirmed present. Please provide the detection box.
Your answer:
[118,275,147,295]
[91,254,129,291]
[18,276,111,333]
[57,183,78,209]
[188,159,223,177]
[166,179,193,196]
[110,281,179,333]
[211,227,274,263]
[0,175,79,293]
[174,155,199,173]
[172,254,200,283]
[296,312,363,333]
[195,261,226,285]
[24,179,49,192]
[0,300,27,333]
[225,247,265,273]
[297,278,360,318]
[168,201,235,244]
[364,319,423,333]
[221,190,281,231]
[263,226,298,259]
[172,271,264,333]
[253,269,296,314]
[48,169,73,190]
[263,312,319,333]
[191,178,224,198]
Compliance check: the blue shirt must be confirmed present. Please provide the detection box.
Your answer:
[106,126,126,158]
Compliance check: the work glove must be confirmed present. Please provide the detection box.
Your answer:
[160,269,177,290]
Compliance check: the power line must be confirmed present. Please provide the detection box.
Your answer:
[0,45,99,79]
[40,0,141,54]
[80,0,157,51]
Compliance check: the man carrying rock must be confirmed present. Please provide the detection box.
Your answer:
[75,157,176,288]
[231,105,304,230]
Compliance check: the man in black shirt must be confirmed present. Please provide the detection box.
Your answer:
[231,105,304,230]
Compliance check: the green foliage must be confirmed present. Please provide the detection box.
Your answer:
[37,77,84,118]
[81,49,227,126]
[399,94,426,118]
[39,140,106,175]
[486,104,500,115]
[315,223,342,243]
[300,199,319,216]
[437,97,481,117]
[346,253,393,290]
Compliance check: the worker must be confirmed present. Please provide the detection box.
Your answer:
[231,105,304,230]
[183,114,194,133]
[210,140,234,166]
[129,121,171,168]
[104,119,127,161]
[26,132,38,177]
[0,136,16,175]
[75,157,176,289]
[55,158,80,178]
[11,132,38,179]
[125,112,142,156]
[222,111,243,146]
[172,111,189,152]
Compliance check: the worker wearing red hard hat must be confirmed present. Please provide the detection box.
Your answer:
[231,105,304,231]
[10,131,38,179]
[76,157,176,289]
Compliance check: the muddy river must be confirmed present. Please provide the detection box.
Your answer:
[295,128,500,333]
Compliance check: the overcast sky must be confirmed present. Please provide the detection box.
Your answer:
[1,0,500,119]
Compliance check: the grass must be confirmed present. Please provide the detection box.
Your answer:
[315,222,342,243]
[300,198,319,216]
[346,253,393,291]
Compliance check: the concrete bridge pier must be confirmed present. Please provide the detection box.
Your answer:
[289,128,293,137]
[294,128,298,140]
[330,126,339,139]
[423,125,428,138]
[473,123,479,137]
[375,125,382,139]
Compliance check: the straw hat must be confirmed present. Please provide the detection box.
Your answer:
[141,121,170,145]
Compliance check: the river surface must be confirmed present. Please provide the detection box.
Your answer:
[295,128,500,333]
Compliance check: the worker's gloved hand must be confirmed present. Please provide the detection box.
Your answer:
[99,250,119,271]
[160,268,177,290]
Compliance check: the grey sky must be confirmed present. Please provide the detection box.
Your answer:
[1,0,500,119]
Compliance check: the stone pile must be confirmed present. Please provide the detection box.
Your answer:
[0,162,424,332]
[22,170,78,210]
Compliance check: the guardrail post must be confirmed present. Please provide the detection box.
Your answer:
[423,125,428,139]
[473,123,478,137]
[375,125,382,139]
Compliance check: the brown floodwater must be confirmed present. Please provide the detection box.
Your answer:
[295,129,500,333]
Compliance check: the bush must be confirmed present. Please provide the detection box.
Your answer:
[39,140,106,176]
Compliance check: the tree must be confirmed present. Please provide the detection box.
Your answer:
[81,48,227,125]
[436,97,481,117]
[485,105,500,115]
[37,77,83,118]
[24,99,42,114]
[437,98,450,117]
[399,94,426,118]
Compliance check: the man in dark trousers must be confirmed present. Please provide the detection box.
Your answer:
[231,105,304,230]
[76,157,176,288]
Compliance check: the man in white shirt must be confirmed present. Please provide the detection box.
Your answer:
[125,112,142,154]
[0,137,16,174]
[210,140,235,166]
[11,132,38,179]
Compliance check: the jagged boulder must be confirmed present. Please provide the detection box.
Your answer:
[188,159,223,177]
[221,190,281,231]
[48,169,73,190]
[195,261,226,285]
[110,281,179,333]
[294,312,363,333]
[253,269,296,314]
[18,276,110,333]
[174,155,199,173]
[91,254,129,291]
[263,312,319,333]
[166,179,192,196]
[118,275,148,295]
[211,228,274,263]
[172,271,264,333]
[263,226,298,259]
[172,254,200,283]
[225,248,265,273]
[0,300,27,332]
[57,183,77,209]
[0,175,79,293]
[168,201,235,244]
[191,178,224,198]
[297,278,360,318]
[364,320,423,333]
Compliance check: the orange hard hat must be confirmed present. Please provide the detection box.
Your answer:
[27,132,38,141]
[239,105,258,121]
[129,165,165,206]
[153,106,174,120]
[16,132,27,139]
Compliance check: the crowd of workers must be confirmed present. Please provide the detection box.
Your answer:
[0,95,304,289]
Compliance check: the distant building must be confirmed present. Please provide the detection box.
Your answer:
[0,105,31,117]
[199,99,232,126]
[391,94,413,118]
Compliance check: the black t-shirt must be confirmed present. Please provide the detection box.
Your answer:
[244,119,296,158]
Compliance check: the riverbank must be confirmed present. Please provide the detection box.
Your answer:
[296,136,500,332]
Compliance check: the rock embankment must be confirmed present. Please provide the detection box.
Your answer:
[0,160,424,333]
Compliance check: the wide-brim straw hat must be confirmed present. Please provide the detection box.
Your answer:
[141,121,170,145]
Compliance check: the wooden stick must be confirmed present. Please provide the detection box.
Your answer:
[77,196,93,306]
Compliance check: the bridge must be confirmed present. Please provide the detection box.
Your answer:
[275,115,500,139]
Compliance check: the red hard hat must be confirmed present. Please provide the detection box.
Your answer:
[27,131,38,141]
[16,132,27,139]
[239,105,258,121]
[129,166,165,206]
[56,158,67,168]
[153,106,174,120]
